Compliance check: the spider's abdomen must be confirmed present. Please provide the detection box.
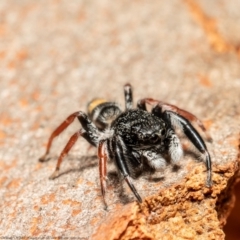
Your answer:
[88,99,122,130]
[112,109,167,147]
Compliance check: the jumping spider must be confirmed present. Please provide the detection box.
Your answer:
[39,84,212,207]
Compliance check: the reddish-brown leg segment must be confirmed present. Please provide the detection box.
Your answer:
[39,112,81,162]
[49,129,83,179]
[138,98,212,141]
[98,140,108,209]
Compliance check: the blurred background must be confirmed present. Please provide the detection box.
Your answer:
[0,0,239,238]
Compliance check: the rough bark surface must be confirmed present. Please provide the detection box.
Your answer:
[0,0,240,239]
[93,158,240,240]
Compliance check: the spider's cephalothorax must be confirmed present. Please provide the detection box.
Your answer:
[39,84,212,207]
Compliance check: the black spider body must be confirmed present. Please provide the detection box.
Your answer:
[40,84,212,207]
[112,109,166,147]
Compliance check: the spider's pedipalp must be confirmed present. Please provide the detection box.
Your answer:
[142,149,167,170]
[167,129,183,163]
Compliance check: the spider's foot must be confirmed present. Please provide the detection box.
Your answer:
[206,179,213,188]
[103,201,108,211]
[39,154,50,162]
[49,170,59,180]
[206,173,213,188]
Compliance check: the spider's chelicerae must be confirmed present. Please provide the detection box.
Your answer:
[39,84,212,207]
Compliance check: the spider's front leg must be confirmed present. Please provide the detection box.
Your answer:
[112,136,143,203]
[152,105,213,187]
[39,111,99,179]
[137,98,212,142]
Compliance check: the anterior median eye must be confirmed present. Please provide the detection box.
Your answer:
[150,134,159,143]
[161,129,166,136]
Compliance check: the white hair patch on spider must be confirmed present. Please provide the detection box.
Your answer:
[143,151,167,170]
[98,129,114,141]
[169,135,183,163]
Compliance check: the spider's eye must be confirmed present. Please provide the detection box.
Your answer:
[150,134,159,143]
[161,129,166,136]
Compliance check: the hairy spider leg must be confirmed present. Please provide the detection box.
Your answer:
[124,83,133,110]
[39,111,99,162]
[113,136,143,203]
[137,98,212,142]
[39,112,82,162]
[77,112,99,146]
[49,129,84,179]
[152,105,212,187]
[39,111,100,178]
[98,140,108,209]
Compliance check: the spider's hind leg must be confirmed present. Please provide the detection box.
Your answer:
[39,111,86,162]
[39,111,100,179]
[48,129,84,179]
